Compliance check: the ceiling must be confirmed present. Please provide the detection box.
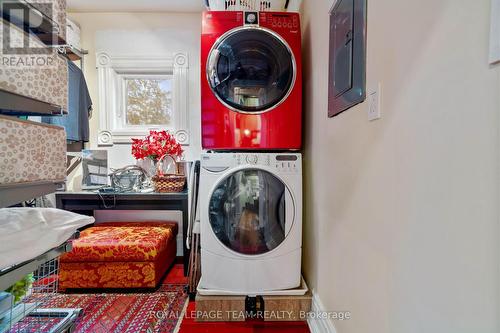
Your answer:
[67,0,205,12]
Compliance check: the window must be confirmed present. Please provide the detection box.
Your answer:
[96,52,190,146]
[124,76,172,126]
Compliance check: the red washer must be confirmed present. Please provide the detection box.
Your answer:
[201,11,302,150]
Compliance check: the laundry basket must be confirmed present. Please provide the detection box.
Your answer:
[206,0,299,11]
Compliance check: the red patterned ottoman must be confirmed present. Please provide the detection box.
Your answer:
[59,222,178,290]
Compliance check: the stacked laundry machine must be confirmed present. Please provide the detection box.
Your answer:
[198,10,303,295]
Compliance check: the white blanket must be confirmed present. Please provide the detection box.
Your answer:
[0,208,95,271]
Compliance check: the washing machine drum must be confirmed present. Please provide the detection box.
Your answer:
[208,169,294,255]
[207,28,296,113]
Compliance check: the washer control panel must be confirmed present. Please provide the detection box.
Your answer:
[233,153,301,173]
[246,154,258,164]
[202,153,301,174]
[234,154,270,166]
[274,154,300,172]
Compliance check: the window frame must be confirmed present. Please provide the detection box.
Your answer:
[96,52,190,146]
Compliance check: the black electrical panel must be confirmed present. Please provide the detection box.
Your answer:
[328,0,367,117]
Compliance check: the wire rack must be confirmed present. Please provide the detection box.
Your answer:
[0,257,81,333]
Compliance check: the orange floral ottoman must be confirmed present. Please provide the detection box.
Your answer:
[59,222,178,290]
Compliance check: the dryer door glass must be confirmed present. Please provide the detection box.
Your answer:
[209,169,294,255]
[207,28,295,113]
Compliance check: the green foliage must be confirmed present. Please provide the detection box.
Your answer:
[126,79,172,126]
[5,274,34,304]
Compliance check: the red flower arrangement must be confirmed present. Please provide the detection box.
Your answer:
[131,130,183,161]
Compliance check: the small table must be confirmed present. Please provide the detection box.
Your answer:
[55,190,190,276]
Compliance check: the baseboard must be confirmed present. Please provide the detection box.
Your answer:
[307,292,337,333]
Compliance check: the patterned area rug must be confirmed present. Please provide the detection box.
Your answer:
[41,284,188,333]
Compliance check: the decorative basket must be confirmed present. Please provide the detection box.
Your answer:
[152,155,186,193]
[207,0,292,11]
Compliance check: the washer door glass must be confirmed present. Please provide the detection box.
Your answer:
[207,28,295,113]
[209,169,294,255]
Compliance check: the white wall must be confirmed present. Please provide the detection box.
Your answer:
[302,1,499,332]
[67,12,201,190]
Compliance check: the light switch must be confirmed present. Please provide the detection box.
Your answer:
[367,83,381,121]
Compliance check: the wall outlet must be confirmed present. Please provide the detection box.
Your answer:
[367,83,381,121]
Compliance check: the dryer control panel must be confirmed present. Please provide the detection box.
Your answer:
[260,12,300,32]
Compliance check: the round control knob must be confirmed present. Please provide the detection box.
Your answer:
[246,155,258,164]
[246,13,257,24]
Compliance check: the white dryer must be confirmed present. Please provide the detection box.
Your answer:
[198,152,302,294]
